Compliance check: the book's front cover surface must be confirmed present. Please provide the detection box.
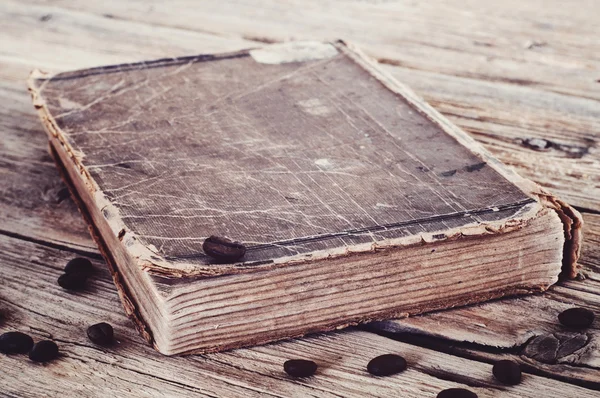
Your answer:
[31,42,533,269]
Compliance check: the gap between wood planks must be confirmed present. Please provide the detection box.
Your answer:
[0,228,101,259]
[9,0,600,102]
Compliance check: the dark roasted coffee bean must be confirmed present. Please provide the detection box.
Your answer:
[29,340,59,362]
[87,322,114,346]
[64,257,94,276]
[367,354,407,376]
[558,307,595,329]
[202,235,246,262]
[436,388,478,398]
[283,359,317,378]
[492,360,521,385]
[58,272,88,290]
[0,331,34,354]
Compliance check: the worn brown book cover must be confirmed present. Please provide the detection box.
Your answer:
[28,41,582,355]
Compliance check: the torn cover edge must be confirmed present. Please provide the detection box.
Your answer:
[27,40,582,280]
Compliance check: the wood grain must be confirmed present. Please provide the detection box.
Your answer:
[0,0,599,394]
[0,82,96,253]
[0,234,597,397]
[0,0,252,81]
[2,0,598,212]
[23,0,600,100]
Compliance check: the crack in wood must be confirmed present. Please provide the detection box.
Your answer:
[366,327,600,390]
[65,352,222,398]
[417,366,498,389]
[0,228,101,259]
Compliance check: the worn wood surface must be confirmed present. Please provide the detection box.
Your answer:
[14,0,600,211]
[1,0,599,395]
[0,82,96,253]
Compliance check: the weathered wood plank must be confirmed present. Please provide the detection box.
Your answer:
[0,82,96,253]
[23,0,600,100]
[0,0,252,81]
[1,234,597,397]
[2,0,598,212]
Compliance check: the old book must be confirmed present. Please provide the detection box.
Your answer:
[28,41,582,355]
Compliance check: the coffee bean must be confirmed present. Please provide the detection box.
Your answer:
[202,236,246,262]
[283,359,317,378]
[558,307,595,329]
[0,331,34,354]
[436,388,478,398]
[367,354,407,376]
[492,360,521,385]
[29,340,59,362]
[58,272,88,290]
[87,322,114,346]
[64,257,94,276]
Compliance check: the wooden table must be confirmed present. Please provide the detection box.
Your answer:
[1,1,598,396]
